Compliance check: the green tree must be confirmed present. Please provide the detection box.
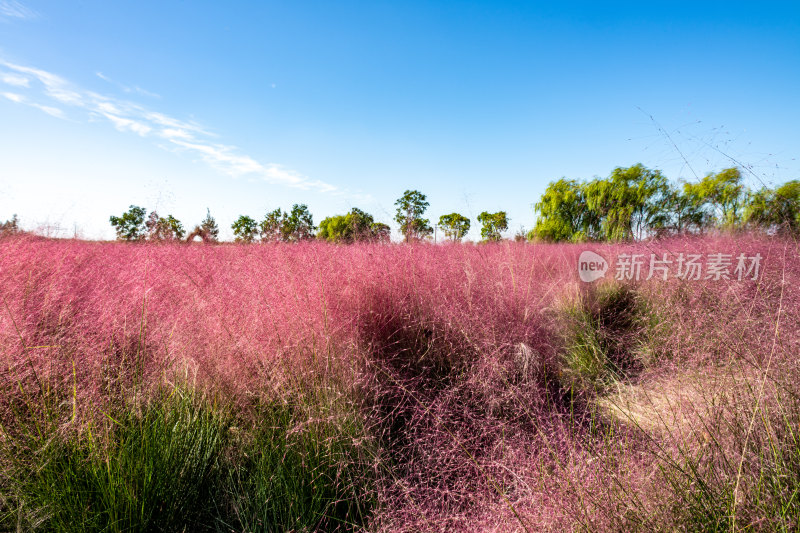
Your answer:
[371,222,391,243]
[110,205,147,241]
[658,183,709,235]
[346,208,379,241]
[744,180,800,233]
[0,214,20,237]
[477,211,508,242]
[318,208,388,243]
[260,208,285,242]
[187,209,219,243]
[437,213,471,241]
[318,214,348,242]
[231,215,259,243]
[584,164,669,241]
[684,168,746,230]
[164,215,185,240]
[260,205,316,242]
[284,204,316,241]
[145,211,185,241]
[627,165,671,237]
[200,209,219,242]
[530,179,597,242]
[394,190,433,242]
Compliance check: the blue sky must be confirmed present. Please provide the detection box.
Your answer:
[1,1,798,240]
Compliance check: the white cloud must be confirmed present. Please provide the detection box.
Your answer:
[0,0,36,20]
[96,71,160,99]
[31,103,65,119]
[1,72,29,87]
[170,139,269,176]
[48,86,83,105]
[101,112,152,136]
[144,111,210,136]
[0,61,83,105]
[2,61,64,87]
[96,101,122,115]
[0,57,342,194]
[304,179,339,194]
[262,164,306,186]
[3,89,65,119]
[2,91,24,103]
[159,128,193,140]
[167,139,328,189]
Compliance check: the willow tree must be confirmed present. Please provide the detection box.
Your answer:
[530,179,598,242]
[683,168,746,230]
[744,180,800,233]
[584,164,670,241]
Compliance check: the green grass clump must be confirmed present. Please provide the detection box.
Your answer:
[1,388,228,532]
[222,391,378,532]
[0,379,378,533]
[559,282,648,392]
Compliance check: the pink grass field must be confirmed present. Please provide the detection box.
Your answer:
[1,234,799,531]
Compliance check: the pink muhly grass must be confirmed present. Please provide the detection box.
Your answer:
[0,233,798,530]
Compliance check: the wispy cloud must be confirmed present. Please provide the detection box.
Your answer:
[31,103,65,119]
[1,72,29,87]
[100,111,152,136]
[0,58,344,195]
[96,71,161,99]
[0,0,37,20]
[2,61,83,105]
[2,91,24,103]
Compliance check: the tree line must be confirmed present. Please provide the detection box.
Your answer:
[108,190,509,244]
[530,164,800,242]
[109,207,219,242]
[105,164,800,244]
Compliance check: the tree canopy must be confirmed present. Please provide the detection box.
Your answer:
[260,204,316,242]
[477,211,508,242]
[318,208,390,243]
[200,209,220,241]
[744,180,800,233]
[438,213,471,241]
[395,190,433,242]
[583,164,670,241]
[0,214,20,237]
[145,212,185,241]
[284,204,316,241]
[683,168,746,230]
[528,164,779,243]
[231,215,258,243]
[109,205,147,241]
[529,179,596,242]
[110,206,187,242]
